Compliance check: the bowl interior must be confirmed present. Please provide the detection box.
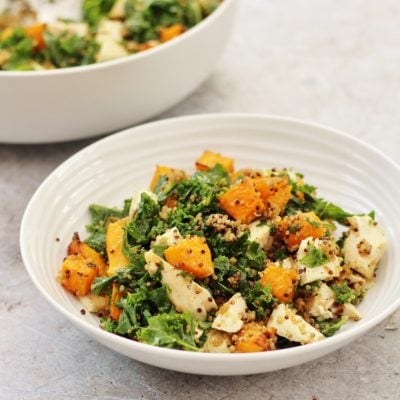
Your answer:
[20,114,400,372]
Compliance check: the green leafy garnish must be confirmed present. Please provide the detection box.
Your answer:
[100,317,118,332]
[313,200,352,224]
[299,245,328,268]
[91,275,115,296]
[318,316,349,337]
[0,28,35,70]
[243,282,275,319]
[41,32,99,68]
[137,311,200,351]
[125,193,161,246]
[331,283,356,304]
[82,0,116,26]
[116,285,172,335]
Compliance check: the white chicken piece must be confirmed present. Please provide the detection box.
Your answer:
[248,222,273,250]
[95,37,128,62]
[144,251,217,321]
[95,19,128,62]
[212,293,247,333]
[343,215,387,280]
[27,0,82,23]
[267,304,324,344]
[342,303,362,321]
[154,227,182,247]
[297,237,342,285]
[344,271,366,286]
[202,330,233,353]
[308,283,335,320]
[47,21,89,37]
[79,293,107,313]
[97,19,124,41]
[276,257,297,270]
[109,0,127,19]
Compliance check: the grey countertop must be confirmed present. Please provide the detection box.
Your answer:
[1,0,400,399]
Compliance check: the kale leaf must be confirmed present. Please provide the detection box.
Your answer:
[299,244,328,268]
[116,285,172,335]
[164,165,230,235]
[0,28,35,70]
[242,281,275,319]
[137,311,200,351]
[318,316,348,337]
[91,275,115,296]
[82,0,116,26]
[312,200,353,224]
[41,31,100,68]
[330,283,356,304]
[125,193,162,246]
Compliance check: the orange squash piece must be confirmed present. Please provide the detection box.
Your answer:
[165,194,178,208]
[68,232,107,277]
[109,283,123,321]
[235,323,277,353]
[24,24,45,50]
[149,165,186,191]
[106,218,130,276]
[261,263,298,303]
[160,24,185,42]
[196,150,234,173]
[251,176,292,216]
[59,254,98,297]
[219,179,265,224]
[277,211,325,250]
[164,236,214,279]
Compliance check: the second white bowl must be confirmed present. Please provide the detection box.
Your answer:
[0,0,236,143]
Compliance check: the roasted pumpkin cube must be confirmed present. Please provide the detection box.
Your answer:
[106,218,129,276]
[261,263,298,303]
[24,24,46,50]
[235,322,277,353]
[109,283,123,321]
[277,211,325,250]
[219,179,265,224]
[160,23,185,42]
[196,150,234,173]
[149,165,186,192]
[164,236,214,279]
[59,254,98,297]
[251,176,292,216]
[68,232,107,276]
[165,194,178,208]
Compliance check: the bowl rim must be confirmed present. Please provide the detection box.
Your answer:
[0,0,235,78]
[20,113,400,363]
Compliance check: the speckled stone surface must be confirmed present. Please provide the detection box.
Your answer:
[1,1,400,399]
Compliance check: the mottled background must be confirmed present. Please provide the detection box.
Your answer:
[1,0,399,399]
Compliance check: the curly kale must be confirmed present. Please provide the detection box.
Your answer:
[125,193,163,246]
[330,283,356,304]
[137,311,200,351]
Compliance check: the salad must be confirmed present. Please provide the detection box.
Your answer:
[58,150,387,353]
[0,0,221,70]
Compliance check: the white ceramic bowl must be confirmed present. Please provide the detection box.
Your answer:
[20,114,400,375]
[0,1,236,144]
